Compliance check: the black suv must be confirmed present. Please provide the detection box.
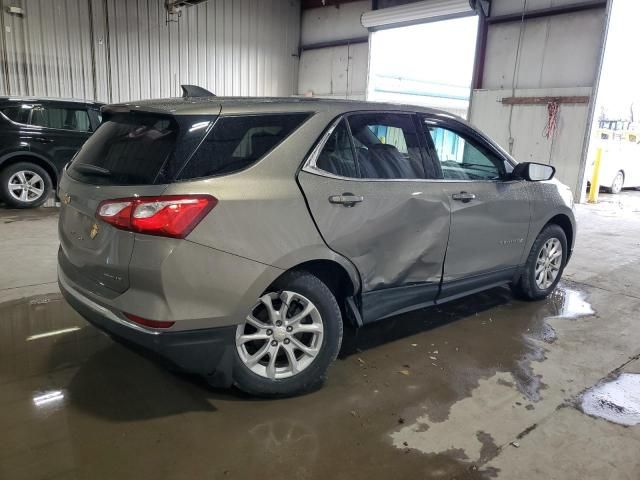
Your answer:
[0,97,103,208]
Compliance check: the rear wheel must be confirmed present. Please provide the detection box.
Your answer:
[608,171,624,194]
[0,162,52,208]
[512,224,567,301]
[232,271,343,397]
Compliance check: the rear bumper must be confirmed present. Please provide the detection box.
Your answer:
[59,269,236,387]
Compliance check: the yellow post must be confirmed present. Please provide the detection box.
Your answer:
[588,147,603,203]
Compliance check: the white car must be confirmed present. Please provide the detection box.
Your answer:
[591,141,640,194]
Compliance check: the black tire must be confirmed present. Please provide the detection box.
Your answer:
[511,224,568,301]
[232,270,343,397]
[0,162,52,208]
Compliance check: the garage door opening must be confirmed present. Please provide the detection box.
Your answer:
[367,15,478,118]
[582,0,640,205]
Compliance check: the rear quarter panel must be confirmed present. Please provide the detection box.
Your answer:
[0,116,33,163]
[121,236,284,329]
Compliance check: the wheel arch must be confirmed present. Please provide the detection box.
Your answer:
[268,258,364,328]
[0,152,59,187]
[543,213,574,260]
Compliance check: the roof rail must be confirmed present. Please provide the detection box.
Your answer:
[181,84,215,98]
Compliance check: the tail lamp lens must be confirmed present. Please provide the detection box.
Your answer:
[97,201,133,229]
[97,195,217,238]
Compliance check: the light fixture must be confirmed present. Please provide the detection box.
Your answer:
[33,390,65,407]
[6,6,24,16]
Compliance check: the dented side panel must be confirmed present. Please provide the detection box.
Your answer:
[297,171,451,293]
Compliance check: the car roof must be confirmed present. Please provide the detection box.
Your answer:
[106,96,461,119]
[0,96,104,106]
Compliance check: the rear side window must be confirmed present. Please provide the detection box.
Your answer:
[1,104,93,131]
[31,106,92,131]
[315,119,358,178]
[1,105,32,124]
[347,113,426,180]
[68,113,213,185]
[178,113,310,180]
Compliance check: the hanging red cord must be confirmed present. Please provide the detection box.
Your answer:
[544,101,559,139]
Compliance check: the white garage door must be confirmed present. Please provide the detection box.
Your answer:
[361,0,474,30]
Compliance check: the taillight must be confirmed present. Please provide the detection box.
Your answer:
[97,195,217,239]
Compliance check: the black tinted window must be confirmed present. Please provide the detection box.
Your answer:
[1,105,31,123]
[347,113,426,179]
[68,113,212,185]
[31,106,91,131]
[178,113,310,180]
[316,119,358,178]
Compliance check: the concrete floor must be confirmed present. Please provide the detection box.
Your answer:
[1,191,639,480]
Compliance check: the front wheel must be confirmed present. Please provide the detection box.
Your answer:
[232,271,343,397]
[512,224,568,301]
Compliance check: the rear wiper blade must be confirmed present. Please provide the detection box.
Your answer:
[73,163,112,176]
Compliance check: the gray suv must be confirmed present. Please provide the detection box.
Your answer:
[58,98,576,396]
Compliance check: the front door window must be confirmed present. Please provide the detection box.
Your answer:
[427,126,505,180]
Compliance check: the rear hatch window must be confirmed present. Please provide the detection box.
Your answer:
[177,113,311,180]
[67,112,214,185]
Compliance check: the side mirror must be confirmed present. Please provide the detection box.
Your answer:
[512,162,555,181]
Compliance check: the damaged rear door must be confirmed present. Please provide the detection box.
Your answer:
[298,112,451,322]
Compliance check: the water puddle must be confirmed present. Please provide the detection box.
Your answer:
[0,282,599,480]
[387,282,596,464]
[0,293,109,385]
[504,283,595,403]
[580,373,640,426]
[545,286,595,319]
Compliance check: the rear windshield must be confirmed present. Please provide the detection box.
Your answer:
[177,113,311,180]
[67,113,213,185]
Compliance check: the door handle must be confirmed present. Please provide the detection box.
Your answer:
[451,191,476,202]
[33,137,53,143]
[328,193,364,207]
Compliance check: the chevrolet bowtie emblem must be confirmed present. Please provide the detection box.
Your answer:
[89,223,99,240]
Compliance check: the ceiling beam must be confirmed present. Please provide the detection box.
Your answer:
[487,0,606,24]
[501,96,590,106]
[301,0,366,10]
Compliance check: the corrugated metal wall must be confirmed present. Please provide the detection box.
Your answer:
[0,0,301,102]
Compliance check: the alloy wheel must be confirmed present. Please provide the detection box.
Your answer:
[535,238,563,290]
[8,170,45,203]
[236,291,324,380]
